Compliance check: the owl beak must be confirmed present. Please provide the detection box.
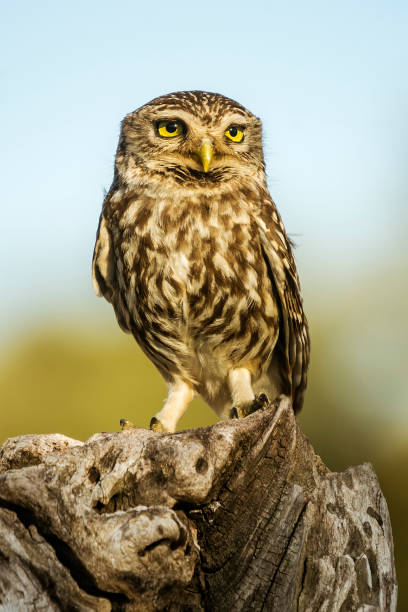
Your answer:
[198,140,214,173]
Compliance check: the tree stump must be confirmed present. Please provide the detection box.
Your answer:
[0,397,397,611]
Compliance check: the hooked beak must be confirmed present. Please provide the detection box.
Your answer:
[198,140,214,173]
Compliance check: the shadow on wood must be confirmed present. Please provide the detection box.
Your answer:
[0,397,397,611]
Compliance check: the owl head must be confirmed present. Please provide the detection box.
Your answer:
[115,91,265,186]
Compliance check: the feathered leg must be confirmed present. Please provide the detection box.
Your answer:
[150,378,195,433]
[228,367,268,418]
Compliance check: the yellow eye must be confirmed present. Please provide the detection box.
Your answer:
[157,120,184,138]
[225,126,244,142]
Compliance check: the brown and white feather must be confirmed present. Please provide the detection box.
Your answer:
[92,91,309,428]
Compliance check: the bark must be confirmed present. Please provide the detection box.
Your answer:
[0,397,397,611]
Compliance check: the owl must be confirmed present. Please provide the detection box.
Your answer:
[92,91,309,432]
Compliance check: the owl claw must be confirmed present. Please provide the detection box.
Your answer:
[255,393,269,411]
[230,394,269,420]
[150,417,166,432]
[120,418,137,430]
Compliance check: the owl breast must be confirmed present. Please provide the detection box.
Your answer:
[112,191,280,403]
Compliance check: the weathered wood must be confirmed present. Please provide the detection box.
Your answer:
[0,398,397,611]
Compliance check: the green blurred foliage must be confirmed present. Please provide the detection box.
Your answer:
[0,294,406,606]
[0,328,217,442]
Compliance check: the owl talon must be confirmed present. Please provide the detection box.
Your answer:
[230,394,269,420]
[230,406,240,419]
[150,417,166,432]
[120,418,137,430]
[254,393,269,412]
[229,405,249,419]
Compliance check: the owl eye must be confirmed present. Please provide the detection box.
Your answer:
[225,126,244,142]
[157,120,184,138]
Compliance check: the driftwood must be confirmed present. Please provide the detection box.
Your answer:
[0,397,397,611]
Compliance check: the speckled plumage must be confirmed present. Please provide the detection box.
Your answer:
[92,91,309,431]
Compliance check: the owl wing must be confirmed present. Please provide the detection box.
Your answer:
[256,199,310,413]
[92,212,132,334]
[92,214,117,302]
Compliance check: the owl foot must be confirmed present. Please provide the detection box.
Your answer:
[120,418,137,430]
[252,393,269,412]
[230,393,269,419]
[150,417,167,433]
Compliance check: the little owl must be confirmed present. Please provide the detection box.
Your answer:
[92,91,309,432]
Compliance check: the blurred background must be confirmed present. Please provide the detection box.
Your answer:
[1,0,407,605]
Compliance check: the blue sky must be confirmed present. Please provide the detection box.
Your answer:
[1,0,407,342]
